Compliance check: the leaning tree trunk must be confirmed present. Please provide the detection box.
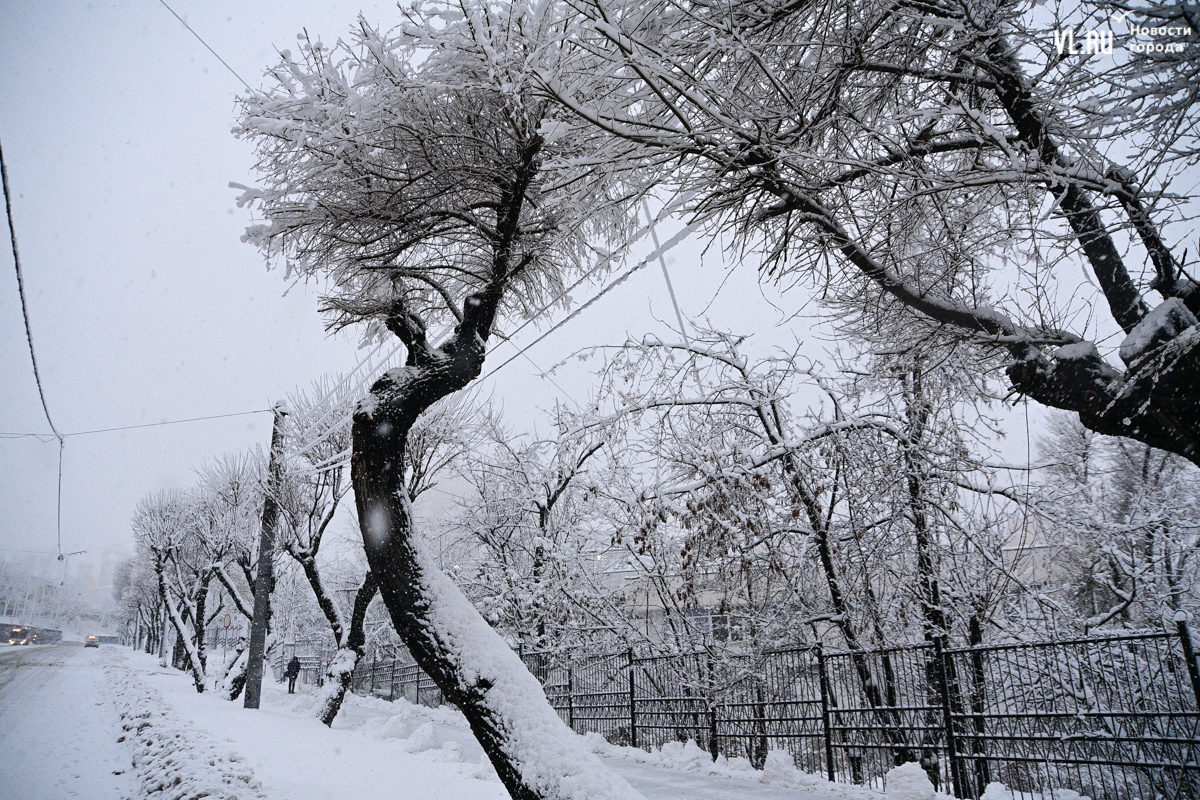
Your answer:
[221,641,249,700]
[314,572,377,726]
[352,298,642,800]
[159,575,207,693]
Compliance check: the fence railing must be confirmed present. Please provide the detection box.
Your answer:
[285,622,1200,800]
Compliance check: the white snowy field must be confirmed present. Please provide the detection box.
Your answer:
[0,643,996,800]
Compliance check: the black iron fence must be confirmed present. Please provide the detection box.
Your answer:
[301,622,1200,799]
[271,639,338,689]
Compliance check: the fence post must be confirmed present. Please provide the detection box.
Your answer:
[1176,614,1200,711]
[816,645,835,782]
[628,648,638,749]
[567,662,575,730]
[708,707,719,761]
[934,637,965,800]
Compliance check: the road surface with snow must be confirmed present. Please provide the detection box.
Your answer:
[0,644,134,800]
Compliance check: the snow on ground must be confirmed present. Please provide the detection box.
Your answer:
[0,644,134,800]
[119,646,888,800]
[128,647,509,800]
[594,740,885,800]
[2,645,1055,800]
[103,649,266,799]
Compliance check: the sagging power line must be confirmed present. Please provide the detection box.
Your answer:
[2,130,67,555]
[0,408,273,440]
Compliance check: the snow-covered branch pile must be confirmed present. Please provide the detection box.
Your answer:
[101,649,267,800]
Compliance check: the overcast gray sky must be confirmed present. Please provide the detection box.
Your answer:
[1,0,820,585]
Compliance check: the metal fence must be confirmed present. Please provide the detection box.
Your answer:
[321,622,1200,799]
[270,639,339,689]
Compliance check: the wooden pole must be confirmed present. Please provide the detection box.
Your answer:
[243,402,287,709]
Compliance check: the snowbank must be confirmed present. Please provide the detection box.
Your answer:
[113,647,1091,800]
[979,784,1090,800]
[238,672,888,799]
[885,762,934,800]
[102,648,267,800]
[580,733,882,800]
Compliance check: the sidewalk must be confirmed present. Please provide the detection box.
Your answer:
[126,648,884,800]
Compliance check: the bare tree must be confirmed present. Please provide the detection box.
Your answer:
[551,0,1200,465]
[236,4,645,798]
[132,490,211,691]
[1036,413,1200,630]
[274,381,377,726]
[441,408,623,656]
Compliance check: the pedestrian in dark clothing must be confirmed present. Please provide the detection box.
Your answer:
[286,655,301,694]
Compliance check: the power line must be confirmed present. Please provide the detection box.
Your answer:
[480,219,700,383]
[2,134,61,444]
[285,205,691,458]
[2,131,68,556]
[489,197,688,352]
[55,439,64,555]
[0,408,273,440]
[157,0,251,91]
[287,341,405,460]
[644,199,690,344]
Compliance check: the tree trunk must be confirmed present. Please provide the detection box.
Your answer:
[352,312,641,800]
[222,642,249,701]
[160,574,206,692]
[314,572,377,726]
[192,572,211,678]
[901,369,955,786]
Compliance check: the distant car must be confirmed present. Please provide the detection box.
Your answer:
[7,626,30,645]
[84,635,99,648]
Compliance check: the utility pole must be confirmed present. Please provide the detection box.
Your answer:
[244,402,288,709]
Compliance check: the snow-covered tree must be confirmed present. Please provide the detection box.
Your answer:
[580,330,1022,650]
[273,383,367,725]
[194,454,266,698]
[132,490,213,691]
[236,4,645,798]
[113,552,167,655]
[551,0,1200,465]
[440,408,629,656]
[1035,413,1200,630]
[129,455,264,695]
[574,327,1033,779]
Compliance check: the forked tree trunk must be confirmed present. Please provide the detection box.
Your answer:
[159,573,206,693]
[352,300,642,800]
[314,572,377,726]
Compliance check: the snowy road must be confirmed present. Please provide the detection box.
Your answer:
[0,644,134,800]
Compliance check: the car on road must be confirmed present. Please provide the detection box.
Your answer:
[84,635,99,648]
